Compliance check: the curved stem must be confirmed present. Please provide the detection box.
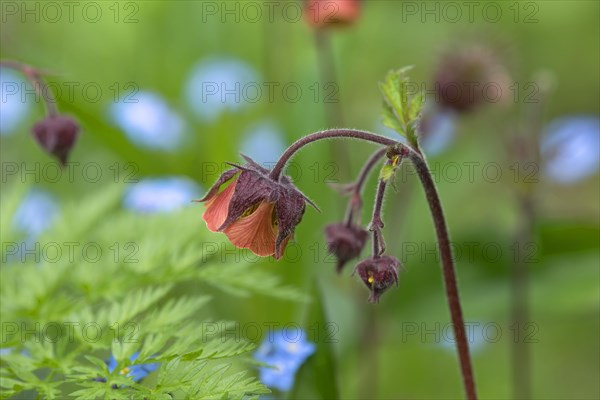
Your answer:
[1,60,58,116]
[344,147,387,225]
[270,129,397,180]
[271,128,477,398]
[370,164,389,257]
[407,152,478,400]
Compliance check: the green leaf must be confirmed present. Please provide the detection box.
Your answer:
[378,164,396,182]
[378,66,424,147]
[408,91,424,121]
[381,104,405,136]
[1,185,304,399]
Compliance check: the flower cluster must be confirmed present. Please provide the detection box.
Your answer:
[199,67,479,396]
[200,148,403,303]
[199,69,450,303]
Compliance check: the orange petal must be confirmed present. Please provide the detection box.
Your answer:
[202,181,237,232]
[224,202,277,257]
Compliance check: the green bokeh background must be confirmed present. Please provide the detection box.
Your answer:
[1,1,599,399]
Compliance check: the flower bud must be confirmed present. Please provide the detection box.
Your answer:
[304,0,361,28]
[434,45,511,113]
[354,255,400,303]
[324,222,368,273]
[31,115,80,165]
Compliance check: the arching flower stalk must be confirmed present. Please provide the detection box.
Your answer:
[199,68,478,400]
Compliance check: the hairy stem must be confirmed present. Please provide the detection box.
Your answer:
[272,128,477,399]
[0,60,58,116]
[270,129,396,180]
[407,152,478,400]
[344,147,387,225]
[370,165,389,257]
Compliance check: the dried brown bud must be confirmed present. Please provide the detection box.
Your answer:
[31,115,80,166]
[354,255,400,303]
[324,222,368,273]
[434,45,511,113]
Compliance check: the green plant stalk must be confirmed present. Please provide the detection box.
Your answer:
[271,128,478,399]
[314,29,352,179]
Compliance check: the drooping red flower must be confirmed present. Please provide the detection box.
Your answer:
[304,0,361,28]
[354,255,400,303]
[199,155,316,259]
[324,222,368,273]
[31,115,80,165]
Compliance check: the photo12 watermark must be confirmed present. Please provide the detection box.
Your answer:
[1,241,140,264]
[1,1,140,24]
[1,321,140,344]
[1,161,140,184]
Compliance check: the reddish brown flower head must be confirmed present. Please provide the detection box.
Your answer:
[354,255,400,303]
[324,222,368,273]
[31,115,80,166]
[434,45,511,113]
[304,0,361,28]
[199,155,316,259]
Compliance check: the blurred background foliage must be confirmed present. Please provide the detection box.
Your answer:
[1,0,599,399]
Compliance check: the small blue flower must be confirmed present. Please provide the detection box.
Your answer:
[123,177,202,213]
[0,68,31,136]
[13,189,59,238]
[107,352,159,382]
[185,57,260,123]
[541,116,600,184]
[110,91,186,151]
[240,121,286,167]
[254,328,316,392]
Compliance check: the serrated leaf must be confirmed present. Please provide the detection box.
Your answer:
[408,91,424,121]
[379,164,396,182]
[379,66,424,145]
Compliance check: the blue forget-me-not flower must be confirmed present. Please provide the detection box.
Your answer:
[110,91,185,151]
[254,328,316,391]
[107,352,159,382]
[123,176,202,213]
[541,116,600,184]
